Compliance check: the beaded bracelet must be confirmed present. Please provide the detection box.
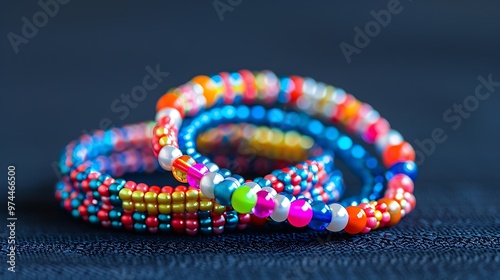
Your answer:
[55,121,344,234]
[151,70,417,234]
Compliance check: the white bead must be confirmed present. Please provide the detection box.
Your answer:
[200,172,224,199]
[245,182,261,194]
[205,163,219,172]
[155,108,182,128]
[225,177,241,187]
[326,203,349,232]
[270,194,291,222]
[158,146,182,171]
[261,187,277,197]
[375,129,404,152]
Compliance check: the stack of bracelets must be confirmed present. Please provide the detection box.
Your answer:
[55,70,417,236]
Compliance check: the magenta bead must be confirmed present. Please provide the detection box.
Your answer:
[252,190,276,218]
[364,117,390,144]
[287,199,313,227]
[187,163,209,189]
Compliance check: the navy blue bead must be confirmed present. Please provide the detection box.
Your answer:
[214,179,238,205]
[309,201,332,230]
[386,161,418,181]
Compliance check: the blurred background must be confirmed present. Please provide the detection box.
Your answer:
[2,1,499,199]
[0,0,499,278]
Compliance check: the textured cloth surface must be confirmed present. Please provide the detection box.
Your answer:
[1,182,498,280]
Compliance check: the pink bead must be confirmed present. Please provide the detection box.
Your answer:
[366,217,378,228]
[388,174,414,193]
[404,192,417,210]
[253,190,276,218]
[187,163,209,189]
[287,199,313,227]
[364,117,390,144]
[381,212,391,223]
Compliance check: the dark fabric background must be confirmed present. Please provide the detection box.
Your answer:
[0,0,499,279]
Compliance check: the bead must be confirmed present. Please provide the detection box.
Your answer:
[158,146,183,171]
[287,199,313,227]
[326,203,349,232]
[261,186,277,197]
[214,179,239,205]
[245,181,261,194]
[378,198,402,227]
[187,163,209,189]
[308,201,332,230]
[382,141,416,167]
[253,190,276,218]
[231,186,257,214]
[270,194,291,222]
[386,161,418,181]
[172,155,195,183]
[344,206,367,234]
[156,93,185,118]
[375,129,403,152]
[387,174,414,193]
[156,108,182,128]
[200,172,224,199]
[205,162,219,172]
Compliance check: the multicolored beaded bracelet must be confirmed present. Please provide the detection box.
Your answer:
[55,121,343,234]
[151,70,418,234]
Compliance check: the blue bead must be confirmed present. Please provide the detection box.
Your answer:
[283,184,294,194]
[159,224,171,232]
[214,179,238,205]
[158,214,171,223]
[71,209,80,218]
[222,105,236,120]
[111,221,122,229]
[88,215,100,225]
[386,161,418,181]
[236,105,250,120]
[70,198,81,209]
[250,105,266,123]
[134,223,147,233]
[254,177,271,188]
[108,210,121,221]
[231,174,245,185]
[87,205,98,215]
[132,212,146,222]
[218,168,232,178]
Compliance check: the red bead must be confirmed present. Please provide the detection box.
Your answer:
[161,186,174,194]
[249,215,267,227]
[97,210,109,221]
[97,185,109,196]
[171,218,185,234]
[121,214,133,226]
[382,141,416,167]
[289,76,304,104]
[388,174,414,193]
[125,181,137,191]
[149,186,161,194]
[136,183,149,193]
[212,215,225,228]
[145,216,159,228]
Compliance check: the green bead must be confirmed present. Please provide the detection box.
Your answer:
[231,186,257,214]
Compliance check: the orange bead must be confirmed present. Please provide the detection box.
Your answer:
[382,141,415,167]
[377,198,402,227]
[171,155,195,183]
[192,75,219,106]
[344,206,367,234]
[156,92,185,118]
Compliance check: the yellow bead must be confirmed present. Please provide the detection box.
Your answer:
[186,201,199,212]
[134,203,146,212]
[157,193,171,204]
[172,191,185,203]
[147,203,158,215]
[199,200,213,211]
[158,204,171,214]
[122,201,134,211]
[186,189,199,201]
[131,191,144,203]
[144,192,157,204]
[172,203,185,214]
[118,188,132,201]
[155,127,165,137]
[213,203,226,214]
